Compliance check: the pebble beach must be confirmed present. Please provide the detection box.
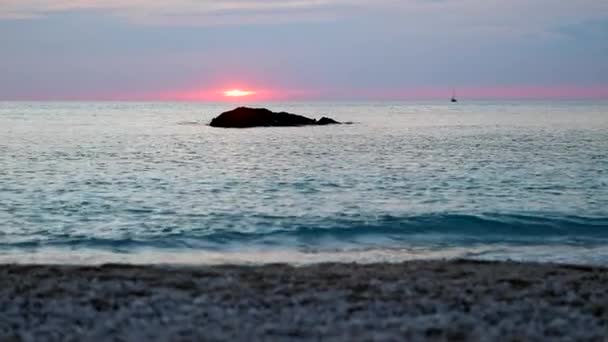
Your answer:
[1,260,607,341]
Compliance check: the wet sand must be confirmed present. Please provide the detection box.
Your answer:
[1,260,607,341]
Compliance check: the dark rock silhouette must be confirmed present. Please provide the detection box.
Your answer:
[210,107,341,128]
[317,117,340,125]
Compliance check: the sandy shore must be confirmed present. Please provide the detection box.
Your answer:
[1,260,607,341]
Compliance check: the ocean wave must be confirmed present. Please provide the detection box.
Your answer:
[2,213,607,251]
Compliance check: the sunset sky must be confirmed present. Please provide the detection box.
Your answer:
[1,0,607,101]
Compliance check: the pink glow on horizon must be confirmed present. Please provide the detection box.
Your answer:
[6,86,608,102]
[156,85,608,102]
[154,86,319,102]
[455,86,608,100]
[316,86,608,101]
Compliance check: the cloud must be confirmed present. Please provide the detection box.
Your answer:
[1,0,607,99]
[0,0,606,33]
[1,0,607,29]
[0,0,364,24]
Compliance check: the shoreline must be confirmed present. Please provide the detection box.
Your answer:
[2,244,608,266]
[2,259,607,340]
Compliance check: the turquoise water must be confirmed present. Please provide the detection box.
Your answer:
[1,101,607,264]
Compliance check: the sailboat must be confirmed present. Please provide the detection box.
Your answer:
[451,88,458,103]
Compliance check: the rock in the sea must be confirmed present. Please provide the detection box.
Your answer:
[210,107,341,128]
[317,117,340,125]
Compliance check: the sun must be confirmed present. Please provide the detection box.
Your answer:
[223,89,256,97]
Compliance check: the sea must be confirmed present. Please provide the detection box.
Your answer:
[1,101,607,265]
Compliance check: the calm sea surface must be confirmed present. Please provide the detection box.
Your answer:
[1,101,607,264]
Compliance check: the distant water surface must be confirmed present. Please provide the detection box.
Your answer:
[0,101,607,264]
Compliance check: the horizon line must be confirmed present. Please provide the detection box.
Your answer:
[2,96,608,103]
[3,86,608,102]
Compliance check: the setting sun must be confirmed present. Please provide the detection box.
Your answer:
[223,89,256,97]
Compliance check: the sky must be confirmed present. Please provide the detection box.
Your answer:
[0,0,607,101]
